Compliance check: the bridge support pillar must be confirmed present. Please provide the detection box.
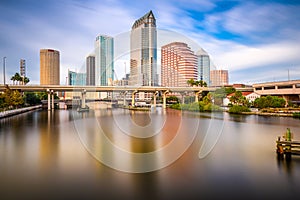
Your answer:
[81,89,86,109]
[51,90,54,110]
[123,91,128,106]
[131,90,137,107]
[181,93,185,104]
[47,89,51,111]
[153,91,158,107]
[195,91,202,103]
[163,90,169,109]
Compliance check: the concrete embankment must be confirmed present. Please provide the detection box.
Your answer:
[240,111,294,117]
[0,105,42,119]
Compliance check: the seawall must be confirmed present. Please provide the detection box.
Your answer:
[0,105,42,119]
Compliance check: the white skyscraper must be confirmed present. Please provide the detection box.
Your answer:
[130,10,157,86]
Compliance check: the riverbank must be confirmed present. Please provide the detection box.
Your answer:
[0,105,42,119]
[239,108,300,117]
[239,111,294,117]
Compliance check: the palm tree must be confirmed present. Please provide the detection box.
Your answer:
[11,75,16,85]
[196,80,207,87]
[187,79,195,87]
[23,77,30,85]
[13,73,22,85]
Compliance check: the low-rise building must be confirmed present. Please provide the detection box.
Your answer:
[223,92,260,106]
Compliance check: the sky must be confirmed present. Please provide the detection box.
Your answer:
[0,0,300,85]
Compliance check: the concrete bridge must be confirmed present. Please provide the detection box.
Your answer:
[253,80,300,103]
[0,84,255,110]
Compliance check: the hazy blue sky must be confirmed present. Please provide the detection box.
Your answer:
[0,0,300,84]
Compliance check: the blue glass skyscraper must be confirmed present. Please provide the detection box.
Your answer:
[95,35,114,86]
[196,49,210,86]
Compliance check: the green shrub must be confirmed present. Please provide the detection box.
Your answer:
[293,112,300,119]
[228,105,250,113]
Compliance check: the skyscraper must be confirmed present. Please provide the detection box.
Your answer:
[196,49,210,86]
[86,55,95,86]
[161,42,197,87]
[40,49,60,85]
[130,10,157,86]
[210,70,229,86]
[68,69,86,86]
[95,35,114,86]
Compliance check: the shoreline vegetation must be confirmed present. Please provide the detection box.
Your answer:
[168,103,300,118]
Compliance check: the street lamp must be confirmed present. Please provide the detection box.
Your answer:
[3,57,6,85]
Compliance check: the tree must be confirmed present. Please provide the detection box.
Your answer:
[10,90,24,108]
[229,91,250,107]
[10,75,16,85]
[195,80,207,87]
[167,96,179,104]
[225,87,236,95]
[203,93,212,104]
[253,96,286,108]
[187,79,196,87]
[1,86,24,109]
[229,91,243,105]
[23,77,30,85]
[11,73,22,85]
[24,92,41,105]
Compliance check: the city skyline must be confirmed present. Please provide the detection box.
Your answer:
[0,0,300,85]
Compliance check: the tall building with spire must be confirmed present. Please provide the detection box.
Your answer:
[40,49,60,85]
[95,35,114,86]
[196,49,210,86]
[130,10,157,86]
[161,42,197,87]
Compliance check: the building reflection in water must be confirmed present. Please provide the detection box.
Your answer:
[74,107,200,173]
[38,111,60,172]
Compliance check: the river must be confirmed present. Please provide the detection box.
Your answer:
[0,107,300,200]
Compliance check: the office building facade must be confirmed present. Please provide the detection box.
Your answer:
[210,70,229,86]
[86,55,95,86]
[68,70,86,86]
[40,49,60,85]
[130,10,157,86]
[196,49,210,86]
[95,35,114,86]
[161,42,197,87]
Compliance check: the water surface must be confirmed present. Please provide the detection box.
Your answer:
[0,108,300,199]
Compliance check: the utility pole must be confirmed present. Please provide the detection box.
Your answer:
[3,57,6,85]
[288,69,290,81]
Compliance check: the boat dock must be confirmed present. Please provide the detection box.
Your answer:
[276,134,300,159]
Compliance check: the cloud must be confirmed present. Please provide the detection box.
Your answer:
[0,0,300,85]
[203,2,300,42]
[213,42,300,70]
